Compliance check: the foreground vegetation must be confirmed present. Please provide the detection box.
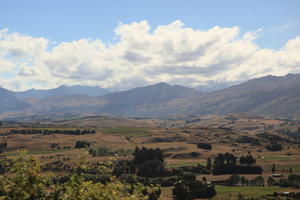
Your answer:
[0,156,160,200]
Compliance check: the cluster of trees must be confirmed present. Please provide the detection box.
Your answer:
[74,140,91,148]
[0,142,7,153]
[236,135,260,146]
[239,154,256,165]
[225,174,265,186]
[172,173,216,200]
[196,142,212,150]
[113,147,166,178]
[212,153,262,175]
[8,128,96,136]
[278,174,300,188]
[0,156,154,200]
[133,147,165,178]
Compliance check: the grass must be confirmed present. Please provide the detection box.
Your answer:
[99,127,150,137]
[260,156,295,160]
[166,161,206,168]
[5,148,72,156]
[215,186,292,199]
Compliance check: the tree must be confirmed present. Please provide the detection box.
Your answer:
[173,182,192,200]
[0,142,7,153]
[267,177,276,186]
[226,175,241,186]
[206,158,212,171]
[272,163,276,173]
[239,154,256,165]
[253,176,265,186]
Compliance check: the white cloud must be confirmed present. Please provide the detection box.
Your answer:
[0,20,300,91]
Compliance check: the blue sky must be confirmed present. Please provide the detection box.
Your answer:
[1,0,299,48]
[0,0,300,91]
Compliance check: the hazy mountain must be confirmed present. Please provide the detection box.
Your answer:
[26,82,201,117]
[16,85,110,100]
[190,73,300,118]
[0,87,29,112]
[94,82,202,116]
[195,81,241,92]
[2,74,300,119]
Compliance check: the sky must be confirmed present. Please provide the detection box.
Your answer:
[0,0,300,91]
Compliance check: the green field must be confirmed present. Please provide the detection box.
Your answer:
[99,127,150,137]
[215,186,292,199]
[165,161,206,168]
[261,156,295,160]
[166,162,198,168]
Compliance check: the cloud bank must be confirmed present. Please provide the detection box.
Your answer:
[0,20,300,91]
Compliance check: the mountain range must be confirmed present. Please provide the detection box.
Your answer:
[16,85,110,100]
[1,73,300,119]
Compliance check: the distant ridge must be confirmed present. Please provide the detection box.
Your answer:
[16,85,110,99]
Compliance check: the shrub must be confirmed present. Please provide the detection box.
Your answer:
[197,142,212,150]
[266,143,283,151]
[74,140,91,148]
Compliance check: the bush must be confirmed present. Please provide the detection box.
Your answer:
[74,140,91,148]
[196,142,212,150]
[266,143,283,151]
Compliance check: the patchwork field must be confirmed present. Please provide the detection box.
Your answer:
[1,114,300,199]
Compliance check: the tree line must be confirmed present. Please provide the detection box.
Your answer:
[7,128,96,135]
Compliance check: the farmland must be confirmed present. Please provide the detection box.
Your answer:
[1,114,300,199]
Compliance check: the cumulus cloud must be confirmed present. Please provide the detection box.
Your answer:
[0,20,300,91]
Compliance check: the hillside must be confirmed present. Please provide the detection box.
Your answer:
[0,87,29,112]
[94,82,201,117]
[190,73,300,118]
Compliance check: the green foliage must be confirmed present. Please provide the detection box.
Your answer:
[133,147,165,178]
[0,156,155,200]
[0,157,52,200]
